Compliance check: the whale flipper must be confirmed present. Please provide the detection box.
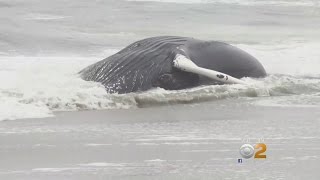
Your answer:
[173,54,248,85]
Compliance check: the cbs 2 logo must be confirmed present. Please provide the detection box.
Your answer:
[239,143,267,159]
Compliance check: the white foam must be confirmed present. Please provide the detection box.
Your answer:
[144,159,166,162]
[1,41,320,121]
[32,167,80,172]
[79,162,124,167]
[0,55,137,121]
[24,13,70,21]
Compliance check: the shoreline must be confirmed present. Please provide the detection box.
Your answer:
[1,102,319,179]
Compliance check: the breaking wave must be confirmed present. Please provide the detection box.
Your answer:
[1,70,319,121]
[1,41,320,121]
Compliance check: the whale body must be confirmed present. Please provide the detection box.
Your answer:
[80,36,266,94]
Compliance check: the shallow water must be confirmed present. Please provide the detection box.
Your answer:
[1,44,320,120]
[1,0,320,120]
[0,101,319,179]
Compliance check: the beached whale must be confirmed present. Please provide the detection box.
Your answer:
[80,36,266,94]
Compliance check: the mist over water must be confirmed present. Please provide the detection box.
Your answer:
[0,0,320,120]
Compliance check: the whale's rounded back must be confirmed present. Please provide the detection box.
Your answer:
[184,41,266,85]
[80,36,191,93]
[80,36,267,93]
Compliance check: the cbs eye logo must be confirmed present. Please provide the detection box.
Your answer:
[238,143,267,163]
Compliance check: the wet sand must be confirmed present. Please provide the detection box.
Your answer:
[0,99,319,179]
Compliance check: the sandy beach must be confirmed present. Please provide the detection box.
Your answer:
[1,99,319,179]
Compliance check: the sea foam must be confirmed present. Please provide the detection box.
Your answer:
[0,42,320,121]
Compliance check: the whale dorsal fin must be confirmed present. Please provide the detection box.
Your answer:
[173,54,247,85]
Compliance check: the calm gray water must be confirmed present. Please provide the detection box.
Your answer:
[1,0,320,56]
[0,0,320,179]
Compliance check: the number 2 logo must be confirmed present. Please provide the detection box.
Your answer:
[239,143,267,159]
[254,143,267,159]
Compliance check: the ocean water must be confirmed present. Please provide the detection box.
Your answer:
[1,1,320,179]
[0,0,320,120]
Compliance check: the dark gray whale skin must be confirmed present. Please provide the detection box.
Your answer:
[80,36,266,94]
